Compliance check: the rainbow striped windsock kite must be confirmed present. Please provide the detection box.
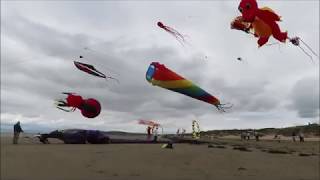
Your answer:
[146,62,231,111]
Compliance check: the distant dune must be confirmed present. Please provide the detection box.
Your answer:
[202,123,320,137]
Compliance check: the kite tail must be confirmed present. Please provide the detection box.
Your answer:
[105,76,120,83]
[216,103,233,112]
[298,46,314,63]
[164,26,187,47]
[299,38,319,58]
[289,37,319,62]
[166,26,186,41]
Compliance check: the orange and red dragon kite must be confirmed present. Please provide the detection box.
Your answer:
[231,0,318,60]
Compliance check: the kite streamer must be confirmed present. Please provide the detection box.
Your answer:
[192,120,201,139]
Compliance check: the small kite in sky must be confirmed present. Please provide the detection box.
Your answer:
[138,119,160,127]
[192,120,201,139]
[157,21,187,46]
[74,61,119,83]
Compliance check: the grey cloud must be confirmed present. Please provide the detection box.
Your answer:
[2,15,90,59]
[288,77,319,118]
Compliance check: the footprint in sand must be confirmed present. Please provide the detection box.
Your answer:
[130,173,140,176]
[184,162,191,165]
[238,167,247,171]
[96,170,105,174]
[267,149,291,154]
[233,146,252,152]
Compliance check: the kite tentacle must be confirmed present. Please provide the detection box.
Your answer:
[166,26,186,42]
[216,103,233,112]
[157,21,187,46]
[62,92,75,95]
[55,100,76,112]
[55,100,68,107]
[164,26,186,46]
[56,106,76,112]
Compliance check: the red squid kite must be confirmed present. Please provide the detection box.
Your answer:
[55,93,101,118]
[157,21,187,46]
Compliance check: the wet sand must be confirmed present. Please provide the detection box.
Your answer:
[1,135,319,180]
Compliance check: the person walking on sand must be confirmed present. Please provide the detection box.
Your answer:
[274,134,281,143]
[292,131,296,142]
[13,121,24,144]
[254,131,260,141]
[299,132,304,142]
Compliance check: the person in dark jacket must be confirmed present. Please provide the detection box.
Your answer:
[13,121,23,144]
[298,132,305,142]
[292,131,296,142]
[147,126,152,140]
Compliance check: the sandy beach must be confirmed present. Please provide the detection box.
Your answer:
[1,134,319,180]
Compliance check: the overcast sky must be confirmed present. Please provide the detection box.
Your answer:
[1,0,319,133]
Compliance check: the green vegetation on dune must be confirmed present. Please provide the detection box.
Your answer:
[202,123,320,137]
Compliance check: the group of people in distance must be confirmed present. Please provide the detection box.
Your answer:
[11,121,307,145]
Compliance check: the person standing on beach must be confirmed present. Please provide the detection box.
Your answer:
[246,131,250,140]
[147,126,152,140]
[153,126,159,142]
[182,129,186,137]
[240,131,245,140]
[299,132,304,142]
[13,121,24,144]
[176,128,179,136]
